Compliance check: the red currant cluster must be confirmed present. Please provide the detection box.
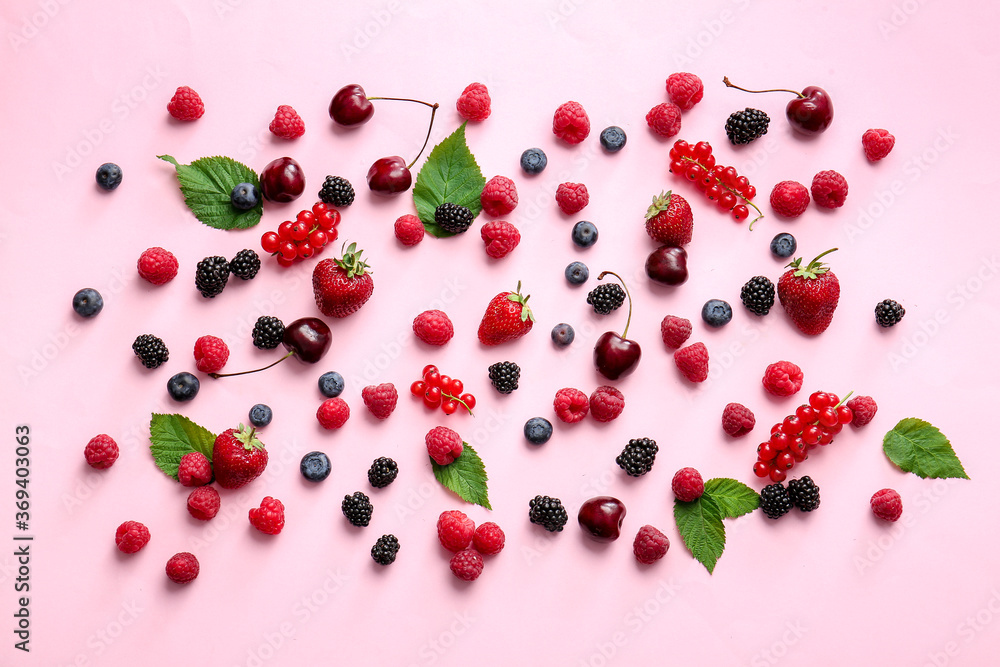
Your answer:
[409,365,476,416]
[668,140,763,228]
[752,391,854,483]
[260,202,342,267]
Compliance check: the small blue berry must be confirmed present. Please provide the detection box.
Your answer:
[318,371,345,398]
[95,163,122,191]
[230,182,260,210]
[249,403,272,427]
[524,417,553,445]
[702,299,733,327]
[520,148,547,175]
[167,372,200,402]
[599,126,627,152]
[300,451,331,482]
[72,288,104,318]
[770,233,797,259]
[551,323,575,347]
[565,261,589,285]
[571,221,599,248]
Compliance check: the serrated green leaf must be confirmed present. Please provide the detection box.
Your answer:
[883,418,969,480]
[674,495,726,574]
[703,478,760,518]
[430,442,491,509]
[412,123,486,238]
[158,154,262,230]
[149,413,217,481]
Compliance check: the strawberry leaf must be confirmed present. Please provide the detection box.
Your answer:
[883,418,969,479]
[158,154,262,230]
[674,495,726,574]
[149,413,216,481]
[703,478,759,518]
[430,442,491,509]
[412,123,486,238]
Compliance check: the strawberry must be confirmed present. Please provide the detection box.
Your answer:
[644,191,693,246]
[477,281,535,345]
[312,242,374,318]
[777,248,841,335]
[212,424,268,489]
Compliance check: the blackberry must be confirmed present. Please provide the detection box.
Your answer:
[759,483,793,519]
[740,276,776,316]
[725,108,770,145]
[341,491,373,527]
[787,476,821,512]
[488,361,520,394]
[229,249,261,280]
[252,316,285,350]
[195,256,230,298]
[528,495,568,532]
[371,534,400,566]
[132,334,169,369]
[368,457,398,488]
[434,202,474,234]
[587,283,626,314]
[615,437,659,477]
[875,299,905,328]
[319,175,356,207]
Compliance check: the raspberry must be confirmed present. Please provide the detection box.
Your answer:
[341,491,373,527]
[115,520,150,554]
[394,214,425,246]
[760,483,792,519]
[645,102,682,138]
[413,310,454,346]
[671,467,704,502]
[674,342,709,383]
[371,534,400,565]
[177,451,212,487]
[449,549,485,581]
[787,476,821,512]
[871,488,903,522]
[165,552,199,584]
[769,181,810,218]
[132,334,169,369]
[862,128,895,162]
[553,387,589,423]
[555,182,589,215]
[722,403,755,437]
[269,105,305,139]
[552,101,590,144]
[85,434,119,469]
[193,335,229,374]
[316,398,350,429]
[456,82,491,122]
[426,426,463,465]
[528,495,568,532]
[847,395,878,427]
[167,86,204,121]
[617,438,659,477]
[665,72,704,111]
[437,510,475,552]
[481,220,520,259]
[480,175,518,217]
[362,383,398,420]
[633,525,670,565]
[367,457,398,488]
[473,522,505,556]
[660,315,692,349]
[187,486,220,520]
[762,361,804,397]
[589,386,625,423]
[249,496,285,535]
[137,247,178,285]
[810,170,849,209]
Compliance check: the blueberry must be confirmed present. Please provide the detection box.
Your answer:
[599,126,627,152]
[167,372,200,402]
[95,163,122,191]
[300,451,331,482]
[520,148,547,175]
[230,182,260,210]
[571,221,599,248]
[564,261,589,285]
[249,403,272,427]
[524,417,553,445]
[318,371,345,398]
[551,323,575,347]
[701,299,733,327]
[72,288,104,318]
[770,233,797,259]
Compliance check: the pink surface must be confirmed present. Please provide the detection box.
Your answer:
[3,1,1000,665]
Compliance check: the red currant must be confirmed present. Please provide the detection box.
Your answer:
[757,443,777,461]
[826,422,843,436]
[692,141,713,160]
[694,175,711,192]
[711,165,726,179]
[311,201,331,216]
[827,394,840,406]
[424,371,441,388]
[261,231,280,254]
[277,220,295,241]
[705,184,723,201]
[796,405,817,423]
[685,163,706,182]
[781,416,803,435]
[718,191,738,210]
[732,204,749,222]
[441,400,458,415]
[316,210,340,231]
[770,431,791,450]
[769,467,787,483]
[775,451,795,470]
[309,229,329,248]
[460,393,476,410]
[753,461,770,478]
[770,423,783,435]
[788,438,806,456]
[669,159,686,174]
[421,364,438,377]
[410,380,425,397]
[745,185,757,200]
[275,255,295,267]
[450,379,464,395]
[809,391,833,409]
[818,407,839,428]
[701,153,716,169]
[837,405,853,424]
[721,167,738,187]
[423,386,442,406]
[290,221,310,241]
[278,242,297,260]
[818,431,835,445]
[802,425,822,446]
[791,447,808,463]
[668,147,682,161]
[296,242,315,259]
[438,375,452,394]
[672,140,692,156]
[735,175,751,194]
[296,210,315,225]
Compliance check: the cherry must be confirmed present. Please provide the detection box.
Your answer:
[367,98,440,196]
[209,317,331,378]
[593,271,641,380]
[645,245,688,286]
[723,76,833,135]
[577,496,626,542]
[329,84,374,127]
[260,157,305,203]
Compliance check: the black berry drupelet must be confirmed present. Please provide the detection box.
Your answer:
[616,437,659,477]
[252,316,285,350]
[371,534,400,565]
[319,175,356,207]
[132,334,169,369]
[488,361,520,394]
[725,108,770,145]
[875,299,905,327]
[195,256,230,298]
[342,492,373,527]
[434,202,474,234]
[529,495,568,532]
[759,483,793,519]
[368,457,398,488]
[229,249,261,280]
[740,276,776,316]
[787,476,821,512]
[587,283,626,314]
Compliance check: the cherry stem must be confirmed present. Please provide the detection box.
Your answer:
[407,102,440,169]
[834,391,854,409]
[208,350,295,379]
[597,270,633,339]
[367,96,438,109]
[723,76,803,99]
[443,391,474,416]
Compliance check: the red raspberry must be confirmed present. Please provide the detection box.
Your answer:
[115,520,150,554]
[847,395,878,427]
[165,552,199,584]
[762,361,804,397]
[674,343,709,383]
[449,549,484,581]
[137,247,179,285]
[769,181,810,218]
[362,383,398,420]
[633,525,670,565]
[456,82,491,122]
[193,335,229,374]
[672,467,705,502]
[394,214,424,246]
[555,182,589,215]
[166,86,204,121]
[665,72,704,111]
[426,426,463,465]
[871,488,903,522]
[437,510,475,552]
[480,175,518,217]
[177,451,212,487]
[862,128,895,162]
[85,434,119,469]
[269,104,305,139]
[187,486,220,521]
[722,403,756,437]
[317,398,350,429]
[810,170,849,209]
[552,101,590,144]
[660,315,692,349]
[553,387,589,423]
[481,220,520,259]
[413,310,454,346]
[249,496,285,535]
[645,102,682,138]
[473,522,505,556]
[589,385,625,423]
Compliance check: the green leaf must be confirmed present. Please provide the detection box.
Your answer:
[149,413,216,481]
[883,418,969,479]
[703,478,760,518]
[674,495,726,574]
[430,442,491,509]
[412,123,486,238]
[158,154,263,230]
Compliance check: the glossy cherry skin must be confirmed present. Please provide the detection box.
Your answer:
[594,331,641,380]
[786,86,833,135]
[578,496,626,542]
[260,157,305,203]
[329,84,374,127]
[645,246,688,286]
[367,156,412,195]
[282,317,332,363]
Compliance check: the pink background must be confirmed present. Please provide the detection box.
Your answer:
[3,0,1000,665]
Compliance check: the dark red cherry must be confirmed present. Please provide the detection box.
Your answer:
[578,496,626,542]
[329,84,374,127]
[645,246,688,286]
[367,156,412,195]
[281,317,332,363]
[260,157,305,203]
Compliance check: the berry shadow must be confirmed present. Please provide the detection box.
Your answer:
[577,529,615,554]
